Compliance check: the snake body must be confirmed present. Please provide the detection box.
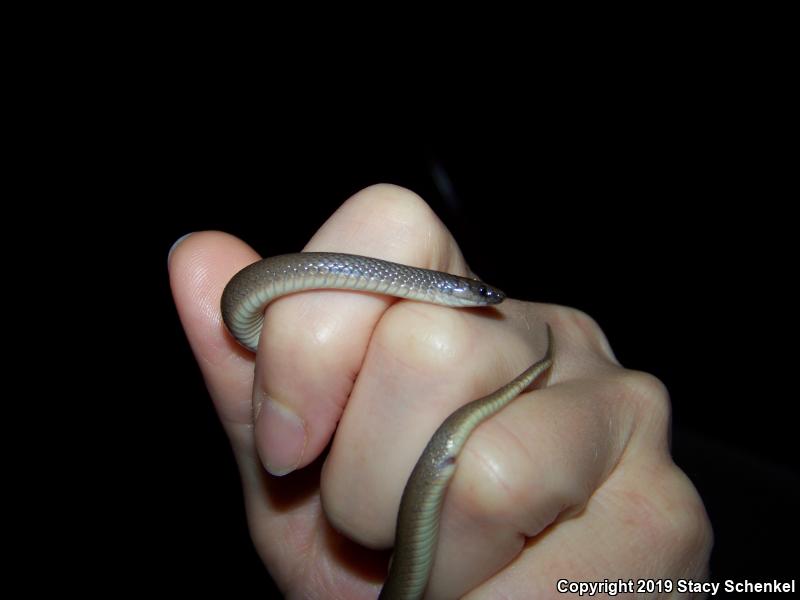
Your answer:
[221,252,554,600]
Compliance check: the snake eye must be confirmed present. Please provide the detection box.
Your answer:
[478,286,487,296]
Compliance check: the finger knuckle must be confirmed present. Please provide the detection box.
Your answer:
[642,467,713,558]
[613,369,672,427]
[348,183,439,229]
[374,303,473,373]
[551,305,617,363]
[449,435,570,538]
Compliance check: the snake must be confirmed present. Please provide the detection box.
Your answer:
[221,252,554,600]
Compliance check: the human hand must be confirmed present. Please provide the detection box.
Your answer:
[169,184,711,599]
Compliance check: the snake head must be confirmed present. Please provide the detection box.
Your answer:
[470,280,505,304]
[438,275,506,306]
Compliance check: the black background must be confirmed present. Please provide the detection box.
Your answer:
[76,42,797,597]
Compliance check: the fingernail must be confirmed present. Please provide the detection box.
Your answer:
[168,232,194,262]
[259,397,307,476]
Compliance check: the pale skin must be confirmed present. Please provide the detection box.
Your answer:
[169,184,712,599]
